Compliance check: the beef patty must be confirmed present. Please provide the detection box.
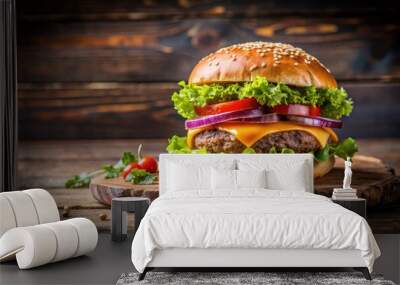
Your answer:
[193,129,320,153]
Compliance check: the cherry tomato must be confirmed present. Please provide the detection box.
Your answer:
[272,104,321,117]
[195,98,259,116]
[139,156,158,173]
[122,162,142,179]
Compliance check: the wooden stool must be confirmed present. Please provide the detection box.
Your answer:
[111,197,150,242]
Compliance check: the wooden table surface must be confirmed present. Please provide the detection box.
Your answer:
[17,139,400,234]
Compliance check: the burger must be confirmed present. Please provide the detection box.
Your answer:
[167,42,357,177]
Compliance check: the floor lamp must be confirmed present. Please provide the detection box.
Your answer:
[0,0,17,192]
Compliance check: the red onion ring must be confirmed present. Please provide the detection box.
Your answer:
[185,109,263,129]
[230,113,281,123]
[286,115,342,128]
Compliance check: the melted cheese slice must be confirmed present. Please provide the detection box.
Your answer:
[187,122,338,149]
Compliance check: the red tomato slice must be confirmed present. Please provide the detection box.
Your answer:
[272,104,321,117]
[195,98,259,116]
[139,157,158,173]
[308,106,321,117]
[122,162,143,179]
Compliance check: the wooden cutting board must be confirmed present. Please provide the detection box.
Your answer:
[315,155,399,207]
[90,175,159,205]
[90,154,400,207]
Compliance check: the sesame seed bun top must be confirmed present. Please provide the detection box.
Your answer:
[189,42,337,89]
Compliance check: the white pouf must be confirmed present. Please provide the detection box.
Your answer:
[0,189,60,236]
[0,196,17,237]
[0,225,57,268]
[0,189,98,269]
[65,218,98,257]
[0,218,98,269]
[24,188,60,224]
[1,191,40,227]
[42,221,79,262]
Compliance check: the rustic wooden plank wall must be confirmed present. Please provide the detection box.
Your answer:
[17,0,400,140]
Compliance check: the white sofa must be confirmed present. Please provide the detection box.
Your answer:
[0,189,98,269]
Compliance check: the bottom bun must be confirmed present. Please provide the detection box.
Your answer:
[314,155,335,178]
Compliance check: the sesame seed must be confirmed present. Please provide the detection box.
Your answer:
[206,42,324,70]
[249,64,257,71]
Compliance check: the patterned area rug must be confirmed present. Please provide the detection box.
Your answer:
[117,272,395,285]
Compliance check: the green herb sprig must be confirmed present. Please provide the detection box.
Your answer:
[65,152,137,188]
[125,169,155,185]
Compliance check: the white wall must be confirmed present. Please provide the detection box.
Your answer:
[374,234,400,284]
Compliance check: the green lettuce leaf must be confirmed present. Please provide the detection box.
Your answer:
[268,146,277,153]
[314,145,330,161]
[172,76,352,120]
[281,147,295,154]
[166,134,358,162]
[332,137,358,160]
[267,146,296,154]
[242,147,256,154]
[166,135,192,154]
[314,137,358,161]
[166,135,207,154]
